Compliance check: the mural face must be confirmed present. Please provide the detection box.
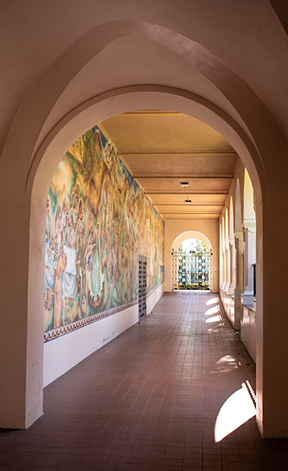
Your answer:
[44,126,164,336]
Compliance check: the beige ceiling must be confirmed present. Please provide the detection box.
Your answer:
[100,111,238,220]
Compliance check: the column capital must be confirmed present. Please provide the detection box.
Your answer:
[234,231,244,241]
[243,219,256,232]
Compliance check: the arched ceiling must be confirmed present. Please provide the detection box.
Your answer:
[100,111,238,220]
[1,0,286,208]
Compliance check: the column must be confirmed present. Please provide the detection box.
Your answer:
[242,221,256,307]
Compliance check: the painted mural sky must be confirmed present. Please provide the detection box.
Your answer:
[44,126,164,333]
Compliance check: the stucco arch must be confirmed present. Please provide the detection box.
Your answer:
[1,16,288,437]
[0,87,265,430]
[172,231,212,252]
[171,230,214,291]
[1,19,272,201]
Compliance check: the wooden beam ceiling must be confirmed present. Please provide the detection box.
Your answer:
[100,111,238,220]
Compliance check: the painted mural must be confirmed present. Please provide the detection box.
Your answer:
[44,126,164,337]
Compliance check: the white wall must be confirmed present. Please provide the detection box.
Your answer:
[241,305,256,363]
[44,282,164,386]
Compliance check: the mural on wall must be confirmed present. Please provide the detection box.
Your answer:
[44,126,164,338]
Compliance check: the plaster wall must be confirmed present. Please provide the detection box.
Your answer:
[220,158,258,357]
[43,126,165,387]
[165,219,219,293]
[44,281,164,386]
[147,281,164,314]
[2,1,288,437]
[220,290,235,327]
[241,305,256,363]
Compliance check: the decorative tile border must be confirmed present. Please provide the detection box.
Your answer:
[44,281,164,342]
[44,300,137,342]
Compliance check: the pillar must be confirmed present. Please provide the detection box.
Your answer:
[0,196,44,428]
[242,222,256,306]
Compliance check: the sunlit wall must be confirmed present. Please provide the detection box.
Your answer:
[44,126,164,340]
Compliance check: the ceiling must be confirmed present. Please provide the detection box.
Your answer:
[100,111,238,220]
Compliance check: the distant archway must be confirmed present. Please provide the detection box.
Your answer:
[172,230,212,252]
[172,235,212,291]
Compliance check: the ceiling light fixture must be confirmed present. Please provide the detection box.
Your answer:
[180,182,192,204]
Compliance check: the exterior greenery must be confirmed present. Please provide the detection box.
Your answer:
[174,239,211,291]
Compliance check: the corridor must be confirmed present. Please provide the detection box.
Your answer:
[1,292,288,470]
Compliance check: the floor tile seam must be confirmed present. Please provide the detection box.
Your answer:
[214,315,245,396]
[148,312,196,468]
[63,320,176,410]
[43,317,172,403]
[181,313,200,465]
[200,307,204,470]
[212,309,250,471]
[235,391,262,469]
[221,326,256,386]
[42,344,139,400]
[207,319,224,470]
[42,333,162,422]
[128,315,193,471]
[212,321,237,415]
[40,334,167,434]
[22,325,174,467]
[4,294,255,471]
[113,314,192,470]
[244,426,264,471]
[79,312,188,469]
[216,319,256,405]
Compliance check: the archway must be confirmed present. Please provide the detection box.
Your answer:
[2,14,288,436]
[172,237,212,291]
[172,230,212,252]
[0,86,265,431]
[171,231,214,291]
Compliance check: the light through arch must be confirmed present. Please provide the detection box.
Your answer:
[172,233,213,292]
[27,87,263,431]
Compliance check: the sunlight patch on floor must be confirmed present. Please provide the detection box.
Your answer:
[205,305,220,315]
[206,314,222,323]
[214,382,256,442]
[213,355,239,374]
[206,297,219,306]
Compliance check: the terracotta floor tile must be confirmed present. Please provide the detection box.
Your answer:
[2,293,288,470]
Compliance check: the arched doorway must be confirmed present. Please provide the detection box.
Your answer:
[172,238,212,291]
[171,232,213,291]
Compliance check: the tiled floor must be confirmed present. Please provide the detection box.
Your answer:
[1,292,288,470]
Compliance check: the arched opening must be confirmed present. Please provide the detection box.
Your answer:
[2,1,288,441]
[172,238,212,291]
[172,230,212,252]
[0,15,276,435]
[26,90,263,433]
[171,232,213,291]
[239,169,257,362]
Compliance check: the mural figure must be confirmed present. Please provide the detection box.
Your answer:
[44,126,164,335]
[53,242,67,328]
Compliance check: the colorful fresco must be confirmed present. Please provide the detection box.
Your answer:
[44,126,164,335]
